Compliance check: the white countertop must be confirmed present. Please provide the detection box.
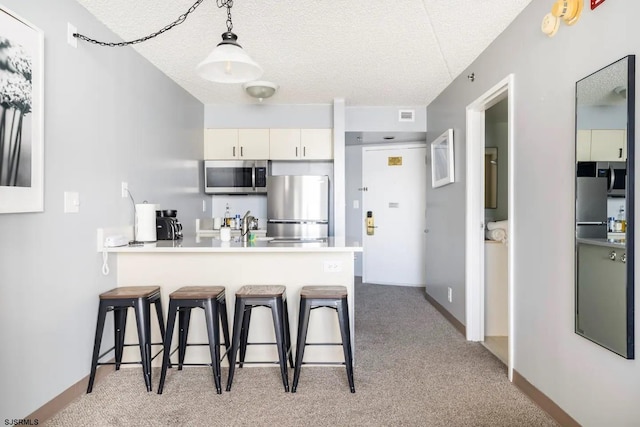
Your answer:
[105,235,363,253]
[577,237,626,249]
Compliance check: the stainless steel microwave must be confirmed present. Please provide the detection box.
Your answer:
[577,161,626,197]
[204,160,268,194]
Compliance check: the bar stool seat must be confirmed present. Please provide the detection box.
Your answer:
[226,285,294,392]
[292,285,355,393]
[87,286,165,393]
[157,286,231,394]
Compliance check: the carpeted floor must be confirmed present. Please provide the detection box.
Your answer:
[45,281,558,426]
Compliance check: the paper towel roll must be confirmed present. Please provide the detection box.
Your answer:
[136,203,158,242]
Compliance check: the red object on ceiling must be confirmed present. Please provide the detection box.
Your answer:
[591,0,606,10]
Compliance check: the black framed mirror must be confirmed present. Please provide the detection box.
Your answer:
[575,55,635,359]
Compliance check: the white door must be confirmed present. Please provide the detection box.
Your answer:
[362,144,427,286]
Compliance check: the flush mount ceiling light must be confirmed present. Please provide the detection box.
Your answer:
[73,0,262,84]
[243,81,278,102]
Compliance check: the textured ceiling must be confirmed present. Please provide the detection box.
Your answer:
[74,0,534,106]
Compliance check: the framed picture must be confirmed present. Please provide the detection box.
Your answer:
[0,6,44,213]
[430,129,455,188]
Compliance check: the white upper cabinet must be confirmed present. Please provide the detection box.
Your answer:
[576,129,592,161]
[204,129,238,159]
[238,129,270,159]
[269,128,333,160]
[301,129,333,159]
[269,129,301,160]
[590,129,626,161]
[205,128,333,160]
[204,129,269,160]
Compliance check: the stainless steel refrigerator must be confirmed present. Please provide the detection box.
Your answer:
[267,175,329,239]
[576,177,608,239]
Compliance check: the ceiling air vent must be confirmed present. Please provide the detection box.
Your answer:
[398,109,415,122]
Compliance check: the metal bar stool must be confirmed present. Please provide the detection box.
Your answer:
[291,285,355,393]
[226,285,294,392]
[87,286,165,393]
[157,286,231,394]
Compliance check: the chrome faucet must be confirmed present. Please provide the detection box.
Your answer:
[241,210,254,243]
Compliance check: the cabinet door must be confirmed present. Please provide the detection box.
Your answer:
[590,129,626,161]
[269,129,301,160]
[576,243,628,355]
[301,129,333,159]
[204,129,239,159]
[576,130,592,161]
[238,129,270,159]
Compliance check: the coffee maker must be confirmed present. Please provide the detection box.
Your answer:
[156,209,183,240]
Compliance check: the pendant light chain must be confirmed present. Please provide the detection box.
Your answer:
[217,0,234,32]
[74,0,233,47]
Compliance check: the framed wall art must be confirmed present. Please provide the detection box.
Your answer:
[0,5,44,213]
[430,129,455,188]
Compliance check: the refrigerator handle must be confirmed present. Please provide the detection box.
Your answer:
[609,166,616,192]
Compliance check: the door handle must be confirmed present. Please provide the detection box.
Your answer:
[241,146,244,157]
[609,166,615,192]
[619,148,623,158]
[233,146,236,157]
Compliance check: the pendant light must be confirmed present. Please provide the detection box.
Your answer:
[196,1,263,84]
[73,0,262,84]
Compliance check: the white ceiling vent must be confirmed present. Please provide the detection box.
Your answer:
[398,109,415,122]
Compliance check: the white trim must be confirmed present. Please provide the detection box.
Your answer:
[430,129,455,188]
[333,98,346,238]
[465,74,515,381]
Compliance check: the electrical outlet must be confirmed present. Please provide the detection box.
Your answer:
[447,287,453,303]
[323,260,342,273]
[121,182,128,198]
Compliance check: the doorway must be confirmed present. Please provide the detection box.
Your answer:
[465,75,514,380]
[362,144,427,286]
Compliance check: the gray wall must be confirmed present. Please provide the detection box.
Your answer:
[0,0,203,418]
[346,106,427,132]
[577,104,627,129]
[425,0,639,424]
[204,104,333,128]
[345,145,363,275]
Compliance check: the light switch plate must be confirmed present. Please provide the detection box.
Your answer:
[64,191,80,213]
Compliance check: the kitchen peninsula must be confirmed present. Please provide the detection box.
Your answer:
[103,235,362,366]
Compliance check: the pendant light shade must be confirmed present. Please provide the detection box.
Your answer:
[196,31,263,84]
